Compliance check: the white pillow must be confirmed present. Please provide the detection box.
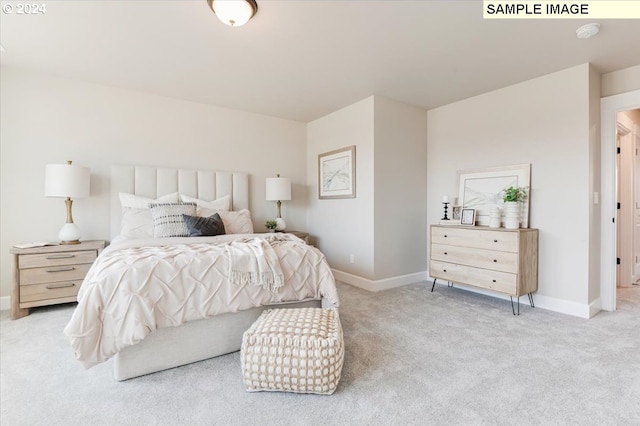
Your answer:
[149,202,196,238]
[120,208,154,240]
[119,192,179,209]
[218,209,254,234]
[119,192,180,239]
[180,194,231,216]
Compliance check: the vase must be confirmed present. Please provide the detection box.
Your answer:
[489,207,502,228]
[504,201,520,229]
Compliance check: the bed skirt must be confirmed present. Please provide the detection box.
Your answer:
[113,298,329,381]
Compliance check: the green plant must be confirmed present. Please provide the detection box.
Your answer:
[265,219,278,230]
[502,186,527,203]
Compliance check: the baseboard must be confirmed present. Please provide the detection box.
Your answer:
[332,269,428,292]
[0,296,10,312]
[431,280,594,319]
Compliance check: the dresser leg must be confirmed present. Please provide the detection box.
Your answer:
[11,305,29,320]
[528,293,535,308]
[431,278,437,292]
[510,296,520,316]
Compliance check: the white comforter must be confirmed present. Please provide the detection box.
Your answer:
[63,233,339,368]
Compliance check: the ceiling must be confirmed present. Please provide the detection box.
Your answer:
[1,1,639,122]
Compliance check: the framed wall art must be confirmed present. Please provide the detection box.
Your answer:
[457,163,531,227]
[318,145,356,199]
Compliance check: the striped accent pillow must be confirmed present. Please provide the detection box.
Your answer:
[149,202,197,238]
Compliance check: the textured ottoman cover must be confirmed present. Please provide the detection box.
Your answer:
[241,307,344,395]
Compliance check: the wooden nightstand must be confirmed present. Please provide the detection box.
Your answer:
[287,231,309,244]
[10,240,106,319]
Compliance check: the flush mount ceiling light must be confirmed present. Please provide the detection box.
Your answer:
[576,23,600,39]
[207,0,258,27]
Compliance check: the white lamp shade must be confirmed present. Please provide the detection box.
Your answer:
[266,177,291,201]
[45,163,90,198]
[212,0,256,26]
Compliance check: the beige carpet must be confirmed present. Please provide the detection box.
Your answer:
[1,281,639,425]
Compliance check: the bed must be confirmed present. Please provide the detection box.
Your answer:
[63,165,339,380]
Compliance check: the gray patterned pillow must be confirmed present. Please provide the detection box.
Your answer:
[183,213,226,237]
[149,202,197,238]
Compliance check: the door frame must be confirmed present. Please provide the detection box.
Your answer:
[601,89,640,311]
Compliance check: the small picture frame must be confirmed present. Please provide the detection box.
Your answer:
[452,206,462,220]
[461,208,476,226]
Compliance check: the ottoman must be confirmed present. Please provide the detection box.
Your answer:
[241,307,344,395]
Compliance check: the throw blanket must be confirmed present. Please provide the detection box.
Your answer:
[64,233,339,368]
[226,237,284,293]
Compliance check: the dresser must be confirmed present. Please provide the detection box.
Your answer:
[429,225,538,314]
[10,240,105,319]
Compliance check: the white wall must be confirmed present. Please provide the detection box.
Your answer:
[588,64,602,309]
[306,97,375,279]
[427,64,596,316]
[0,67,307,300]
[306,96,428,289]
[373,97,428,280]
[601,65,640,97]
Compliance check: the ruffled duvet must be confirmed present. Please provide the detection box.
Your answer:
[63,233,339,368]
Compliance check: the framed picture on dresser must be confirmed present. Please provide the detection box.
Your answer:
[460,208,476,226]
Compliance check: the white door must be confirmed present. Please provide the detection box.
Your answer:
[617,112,638,287]
[634,124,640,281]
[617,124,632,287]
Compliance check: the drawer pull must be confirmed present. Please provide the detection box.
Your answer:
[444,252,448,255]
[493,259,497,262]
[45,282,76,289]
[443,269,447,272]
[494,239,498,243]
[444,235,448,238]
[46,267,76,273]
[492,280,496,283]
[46,254,76,260]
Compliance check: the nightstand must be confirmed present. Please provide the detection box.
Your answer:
[10,240,106,319]
[287,231,309,244]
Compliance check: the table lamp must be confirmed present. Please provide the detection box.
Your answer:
[266,174,291,231]
[45,160,90,244]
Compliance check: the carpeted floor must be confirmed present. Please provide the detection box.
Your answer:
[1,281,639,425]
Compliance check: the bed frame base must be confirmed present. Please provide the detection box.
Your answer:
[114,299,323,381]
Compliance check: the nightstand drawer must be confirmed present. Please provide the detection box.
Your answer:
[431,243,518,273]
[19,263,93,286]
[430,260,517,294]
[19,250,97,269]
[20,280,82,303]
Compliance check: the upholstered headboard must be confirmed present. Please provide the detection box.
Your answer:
[110,165,249,240]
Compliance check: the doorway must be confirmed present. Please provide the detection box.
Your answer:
[601,90,640,312]
[615,109,640,288]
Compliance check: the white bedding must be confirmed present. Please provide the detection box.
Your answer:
[63,233,339,368]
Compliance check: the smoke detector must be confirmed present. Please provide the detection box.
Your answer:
[576,23,600,39]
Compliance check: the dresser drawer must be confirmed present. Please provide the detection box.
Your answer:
[19,250,97,269]
[19,263,93,286]
[20,280,81,303]
[431,227,518,252]
[431,243,518,274]
[430,260,517,295]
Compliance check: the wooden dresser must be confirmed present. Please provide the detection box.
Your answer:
[10,240,105,319]
[429,225,538,314]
